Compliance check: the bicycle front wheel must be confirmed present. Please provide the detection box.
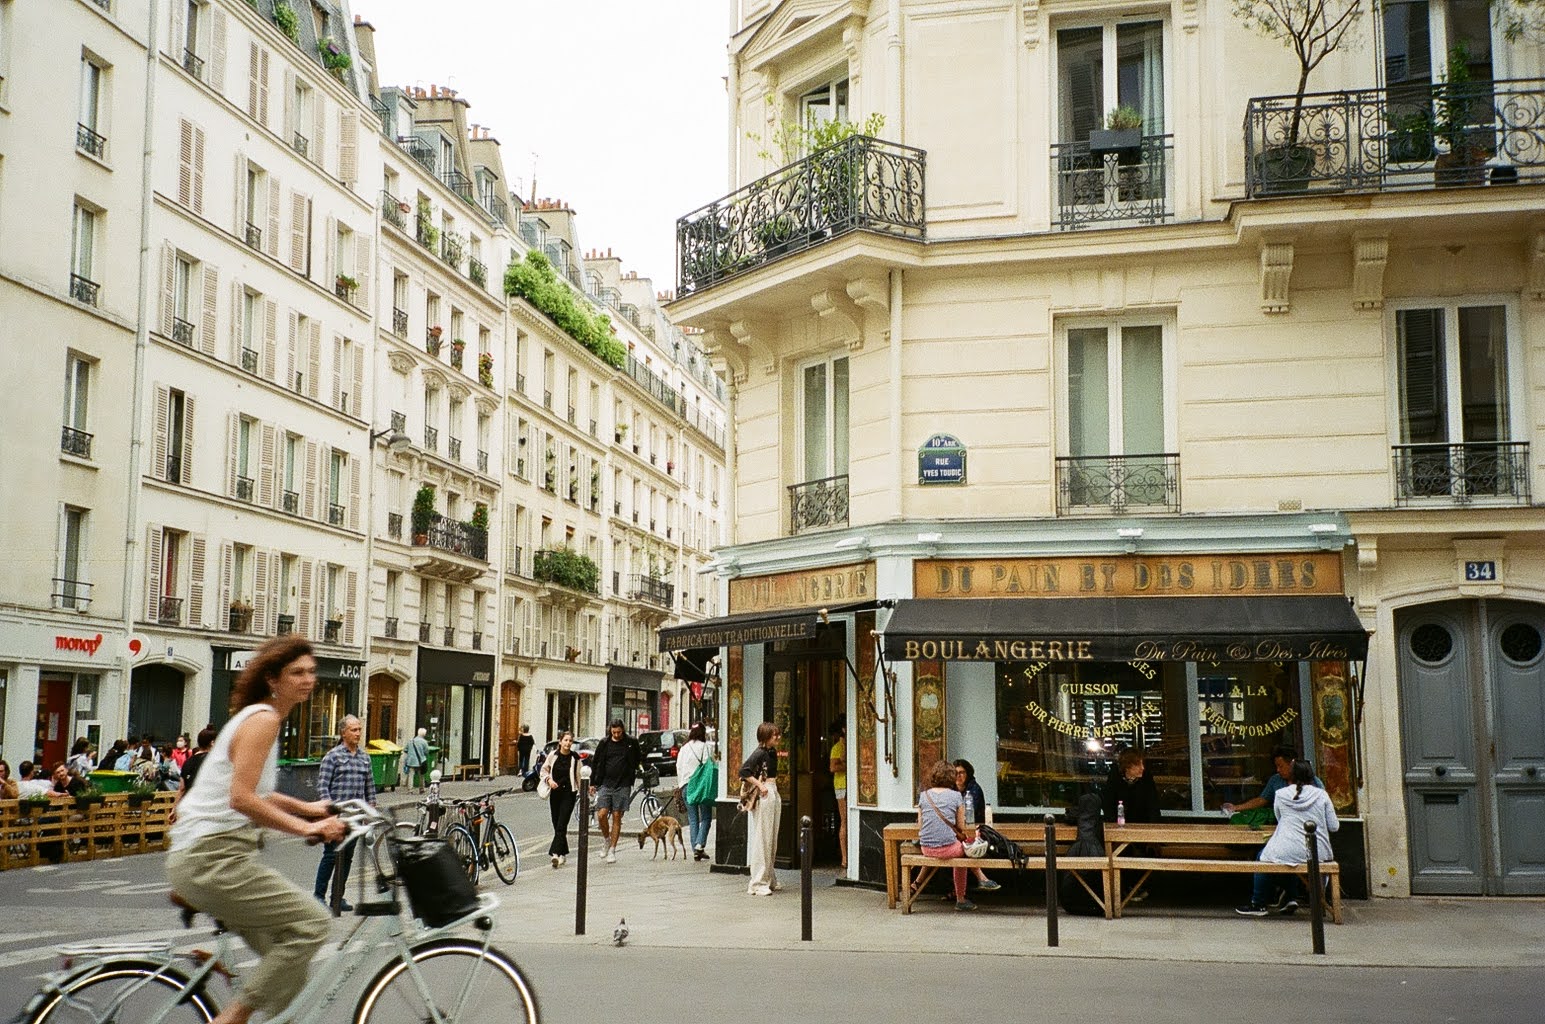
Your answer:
[638,791,662,827]
[490,824,519,885]
[27,961,217,1024]
[445,824,479,886]
[373,822,420,881]
[353,940,538,1024]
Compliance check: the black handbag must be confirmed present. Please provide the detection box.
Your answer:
[393,836,480,928]
[977,824,1028,871]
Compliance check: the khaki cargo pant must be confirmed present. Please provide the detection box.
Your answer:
[166,827,331,1014]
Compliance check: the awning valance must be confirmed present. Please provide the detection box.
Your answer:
[658,600,880,652]
[880,595,1367,663]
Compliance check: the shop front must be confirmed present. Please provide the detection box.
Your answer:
[211,647,362,758]
[607,665,665,735]
[416,647,493,773]
[0,619,123,767]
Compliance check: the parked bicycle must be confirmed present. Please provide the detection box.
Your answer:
[628,767,664,827]
[443,789,519,887]
[17,800,540,1024]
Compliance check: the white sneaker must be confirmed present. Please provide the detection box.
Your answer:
[551,855,560,869]
[605,847,617,864]
[559,855,566,866]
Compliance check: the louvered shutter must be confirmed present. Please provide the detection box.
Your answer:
[180,394,196,485]
[247,43,260,119]
[188,535,207,628]
[233,153,246,233]
[169,2,184,62]
[298,560,313,639]
[257,48,270,126]
[265,177,280,260]
[344,569,359,646]
[307,320,321,400]
[153,386,170,480]
[339,110,358,186]
[262,298,278,381]
[282,69,295,141]
[178,120,195,207]
[230,280,242,362]
[144,525,163,621]
[286,311,299,390]
[289,190,307,272]
[347,457,360,531]
[313,93,327,170]
[209,8,227,91]
[303,441,319,519]
[192,125,206,214]
[159,245,176,337]
[331,335,344,410]
[225,412,239,496]
[323,215,335,286]
[199,263,218,355]
[351,344,364,419]
[259,424,276,507]
[354,231,371,309]
[218,543,233,631]
[253,547,270,635]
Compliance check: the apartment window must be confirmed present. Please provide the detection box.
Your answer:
[71,203,99,305]
[57,506,89,610]
[279,554,297,619]
[328,450,345,526]
[164,388,189,483]
[798,76,849,135]
[78,55,106,158]
[237,416,255,499]
[160,529,183,624]
[182,0,202,63]
[334,224,353,296]
[1057,22,1165,145]
[62,354,92,459]
[231,544,251,629]
[326,563,344,620]
[240,289,259,371]
[243,164,265,248]
[292,78,312,157]
[800,355,849,483]
[282,433,300,513]
[172,255,195,345]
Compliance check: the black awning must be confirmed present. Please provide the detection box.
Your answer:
[880,595,1367,663]
[658,600,880,652]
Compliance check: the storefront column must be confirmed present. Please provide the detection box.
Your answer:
[3,666,40,763]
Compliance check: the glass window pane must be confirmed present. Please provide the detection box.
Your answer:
[1067,327,1110,457]
[1120,325,1165,453]
[1382,1,1433,94]
[803,363,827,480]
[832,357,849,476]
[996,659,1191,810]
[69,358,90,429]
[1115,22,1165,133]
[1456,305,1508,442]
[1198,662,1306,811]
[1057,27,1104,142]
[1397,308,1447,443]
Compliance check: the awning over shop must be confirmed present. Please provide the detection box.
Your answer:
[658,600,880,652]
[880,595,1368,663]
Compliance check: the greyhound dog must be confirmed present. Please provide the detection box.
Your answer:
[636,815,687,860]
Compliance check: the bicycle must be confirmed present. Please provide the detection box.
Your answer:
[442,789,519,887]
[16,801,540,1024]
[627,768,664,827]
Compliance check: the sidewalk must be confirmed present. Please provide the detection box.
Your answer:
[393,779,1545,970]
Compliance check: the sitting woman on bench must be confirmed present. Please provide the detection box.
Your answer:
[918,759,975,912]
[1236,759,1338,917]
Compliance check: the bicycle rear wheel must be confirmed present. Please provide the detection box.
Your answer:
[637,791,662,827]
[490,824,519,885]
[26,961,216,1024]
[354,940,537,1024]
[373,822,419,881]
[445,823,479,886]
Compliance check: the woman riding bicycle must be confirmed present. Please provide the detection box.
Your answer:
[166,636,346,1024]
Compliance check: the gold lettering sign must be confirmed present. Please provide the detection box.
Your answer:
[730,561,876,614]
[914,552,1344,599]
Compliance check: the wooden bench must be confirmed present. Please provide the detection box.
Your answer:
[451,763,484,782]
[1106,822,1343,924]
[898,852,1112,914]
[885,822,1112,915]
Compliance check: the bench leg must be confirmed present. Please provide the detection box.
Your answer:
[1330,875,1342,925]
[904,865,939,915]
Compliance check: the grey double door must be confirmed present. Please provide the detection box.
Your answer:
[1397,600,1545,895]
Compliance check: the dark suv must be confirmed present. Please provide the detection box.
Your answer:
[638,729,690,777]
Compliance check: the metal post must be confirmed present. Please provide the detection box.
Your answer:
[1044,813,1059,948]
[1305,821,1325,955]
[576,767,592,936]
[800,815,813,941]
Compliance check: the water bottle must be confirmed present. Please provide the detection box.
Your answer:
[964,792,975,826]
[1116,799,1126,826]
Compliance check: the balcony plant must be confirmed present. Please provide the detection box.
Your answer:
[335,273,359,294]
[272,1,300,43]
[1234,0,1364,192]
[426,325,442,356]
[1387,108,1437,164]
[318,37,351,77]
[1433,41,1493,186]
[504,251,626,369]
[411,483,436,543]
[478,351,494,387]
[533,547,600,593]
[470,503,489,533]
[1090,105,1144,163]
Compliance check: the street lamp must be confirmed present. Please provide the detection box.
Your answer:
[371,426,412,453]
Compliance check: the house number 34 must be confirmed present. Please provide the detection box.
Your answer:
[1464,561,1497,581]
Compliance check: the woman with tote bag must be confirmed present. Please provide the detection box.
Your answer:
[676,722,717,861]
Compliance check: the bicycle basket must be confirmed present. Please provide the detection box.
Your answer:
[393,835,480,927]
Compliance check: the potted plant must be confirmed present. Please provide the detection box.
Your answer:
[411,484,436,543]
[1236,0,1364,194]
[1434,41,1492,186]
[229,597,253,632]
[477,351,494,387]
[426,325,442,356]
[450,339,465,369]
[334,273,359,296]
[755,215,800,258]
[72,784,105,810]
[615,422,629,443]
[1387,108,1437,164]
[1090,105,1145,164]
[127,780,157,807]
[272,1,299,43]
[470,503,489,533]
[318,37,352,77]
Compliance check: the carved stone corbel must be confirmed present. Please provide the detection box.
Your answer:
[387,351,416,375]
[846,276,889,315]
[474,396,497,417]
[730,319,776,377]
[1352,236,1389,310]
[1260,241,1295,314]
[1529,230,1545,300]
[843,21,863,89]
[422,368,447,392]
[702,328,749,387]
[811,288,863,351]
[1180,0,1200,33]
[1020,0,1041,48]
[1356,537,1378,614]
[448,381,471,402]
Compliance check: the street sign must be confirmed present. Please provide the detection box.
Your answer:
[918,433,967,485]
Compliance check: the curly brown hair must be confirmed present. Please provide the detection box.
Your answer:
[230,635,315,713]
[927,759,957,789]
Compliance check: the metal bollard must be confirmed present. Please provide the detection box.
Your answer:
[576,778,591,936]
[1305,821,1325,955]
[1044,813,1059,948]
[800,815,813,941]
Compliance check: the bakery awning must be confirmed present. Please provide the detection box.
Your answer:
[659,601,879,651]
[880,595,1367,663]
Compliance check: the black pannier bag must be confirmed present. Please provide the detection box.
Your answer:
[394,836,480,927]
[1059,793,1107,916]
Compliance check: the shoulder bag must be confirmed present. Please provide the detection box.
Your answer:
[536,753,554,800]
[684,747,719,805]
[923,789,968,843]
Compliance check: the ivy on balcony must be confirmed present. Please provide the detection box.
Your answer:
[504,251,626,369]
[533,547,600,594]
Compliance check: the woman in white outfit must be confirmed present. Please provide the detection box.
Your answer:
[1237,758,1339,916]
[740,721,782,896]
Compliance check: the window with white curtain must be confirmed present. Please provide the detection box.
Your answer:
[800,355,849,483]
[1056,21,1165,142]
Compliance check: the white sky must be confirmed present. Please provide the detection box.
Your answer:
[356,0,731,293]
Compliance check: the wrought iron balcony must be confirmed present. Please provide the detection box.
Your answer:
[70,274,99,306]
[448,436,462,462]
[391,409,406,433]
[398,135,435,172]
[392,307,408,337]
[1056,453,1181,515]
[625,355,681,415]
[387,512,403,539]
[613,570,621,595]
[418,621,432,643]
[482,194,507,224]
[415,215,435,249]
[228,605,253,633]
[241,347,259,374]
[282,489,299,514]
[416,512,488,561]
[468,257,487,287]
[384,616,398,639]
[182,49,205,80]
[676,135,926,296]
[277,613,296,635]
[424,425,439,452]
[328,503,345,527]
[442,169,474,203]
[52,578,93,611]
[165,454,182,483]
[171,316,195,346]
[236,475,254,501]
[244,222,262,249]
[477,449,488,473]
[788,474,849,535]
[334,279,355,302]
[543,390,552,409]
[60,425,93,458]
[371,96,392,133]
[471,631,483,651]
[157,595,183,626]
[324,617,342,644]
[516,373,526,393]
[1051,134,1173,230]
[1244,80,1545,197]
[629,574,674,610]
[1393,442,1531,505]
[382,191,407,231]
[76,123,106,159]
[450,347,464,370]
[292,132,309,158]
[440,235,463,268]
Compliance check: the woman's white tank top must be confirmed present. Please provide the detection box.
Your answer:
[169,703,280,851]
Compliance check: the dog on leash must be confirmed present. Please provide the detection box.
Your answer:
[636,815,687,860]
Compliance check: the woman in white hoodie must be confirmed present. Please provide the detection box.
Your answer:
[1236,759,1338,916]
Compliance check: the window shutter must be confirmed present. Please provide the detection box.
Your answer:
[351,344,364,419]
[199,263,218,356]
[262,298,278,381]
[153,386,170,480]
[332,335,344,410]
[259,424,276,507]
[218,543,233,631]
[339,110,359,186]
[177,120,195,207]
[354,231,371,309]
[344,569,359,646]
[189,534,207,628]
[247,43,260,120]
[303,441,319,519]
[313,93,327,170]
[258,48,270,126]
[233,153,246,233]
[323,215,336,285]
[268,552,281,629]
[144,525,163,621]
[226,412,239,497]
[298,559,314,639]
[253,547,270,635]
[286,311,299,389]
[169,2,185,62]
[192,125,206,214]
[307,320,322,400]
[180,393,196,485]
[282,68,295,141]
[209,8,227,92]
[347,456,361,532]
[288,190,307,272]
[230,280,242,362]
[266,177,281,260]
[159,244,176,337]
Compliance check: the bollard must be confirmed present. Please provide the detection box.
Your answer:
[800,815,813,942]
[576,773,591,936]
[1305,821,1325,955]
[1044,813,1059,948]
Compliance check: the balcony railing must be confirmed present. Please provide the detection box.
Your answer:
[471,631,483,651]
[448,436,462,462]
[277,613,295,635]
[399,135,435,172]
[443,626,455,646]
[76,123,106,159]
[384,616,398,639]
[788,474,849,535]
[392,307,408,337]
[387,512,403,539]
[417,512,488,561]
[1056,453,1181,515]
[292,132,309,158]
[241,347,259,374]
[424,425,439,452]
[52,578,93,611]
[328,503,345,527]
[477,449,488,473]
[182,49,205,80]
[440,235,464,269]
[391,409,407,433]
[382,191,407,231]
[1051,134,1174,230]
[228,605,253,633]
[481,193,507,224]
[236,475,254,501]
[157,595,183,626]
[61,425,93,458]
[629,574,674,610]
[442,168,474,203]
[676,135,926,296]
[245,222,262,249]
[1393,442,1531,505]
[418,621,432,643]
[282,489,299,514]
[70,274,99,306]
[416,215,435,249]
[516,372,526,393]
[324,617,342,644]
[1244,80,1545,197]
[468,257,487,287]
[171,316,195,346]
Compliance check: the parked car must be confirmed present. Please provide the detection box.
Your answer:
[537,736,599,763]
[638,729,691,777]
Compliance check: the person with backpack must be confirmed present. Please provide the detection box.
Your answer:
[676,722,716,861]
[953,759,1000,893]
[1236,759,1339,917]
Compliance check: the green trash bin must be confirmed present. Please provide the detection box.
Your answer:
[366,740,403,792]
[89,770,137,794]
